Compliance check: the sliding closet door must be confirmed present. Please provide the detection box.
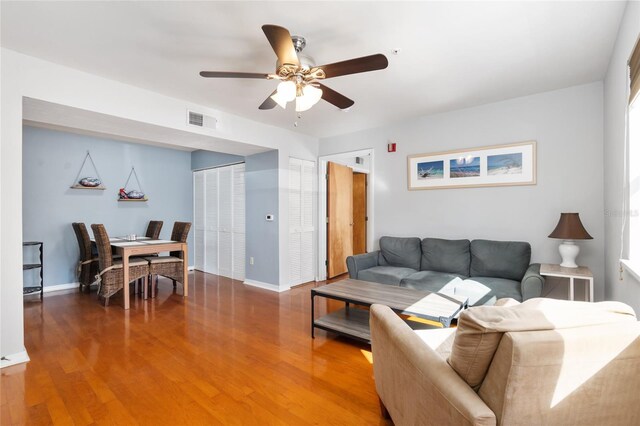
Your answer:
[195,163,246,280]
[289,158,315,286]
[217,166,233,278]
[193,170,206,272]
[204,168,219,275]
[232,164,246,281]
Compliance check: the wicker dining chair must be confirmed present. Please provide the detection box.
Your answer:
[145,221,191,297]
[145,220,163,239]
[72,222,98,293]
[91,224,150,306]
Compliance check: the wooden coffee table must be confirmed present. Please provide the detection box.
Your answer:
[311,279,468,343]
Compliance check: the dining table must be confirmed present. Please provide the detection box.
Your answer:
[95,236,188,309]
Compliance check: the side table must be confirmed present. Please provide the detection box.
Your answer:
[540,263,593,302]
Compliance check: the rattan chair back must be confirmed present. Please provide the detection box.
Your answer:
[72,222,97,289]
[170,222,191,258]
[145,220,163,239]
[72,222,92,262]
[90,223,149,302]
[91,224,114,271]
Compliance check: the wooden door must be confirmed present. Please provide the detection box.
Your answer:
[352,172,367,255]
[327,162,353,278]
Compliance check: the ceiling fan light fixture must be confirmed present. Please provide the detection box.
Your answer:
[277,80,296,102]
[270,92,288,109]
[295,85,323,112]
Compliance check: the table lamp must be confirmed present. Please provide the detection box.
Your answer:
[548,212,592,268]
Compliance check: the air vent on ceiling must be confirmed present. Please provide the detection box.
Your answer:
[187,110,217,130]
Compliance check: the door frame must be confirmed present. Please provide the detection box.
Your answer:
[317,148,374,281]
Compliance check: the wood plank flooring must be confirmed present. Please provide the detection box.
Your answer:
[1,272,393,425]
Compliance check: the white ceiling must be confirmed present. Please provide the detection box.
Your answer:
[1,1,627,139]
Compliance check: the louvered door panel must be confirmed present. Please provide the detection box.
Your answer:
[232,164,245,280]
[288,158,315,286]
[194,171,206,271]
[218,167,233,278]
[204,169,219,275]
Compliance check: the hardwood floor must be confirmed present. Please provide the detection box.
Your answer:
[1,272,393,425]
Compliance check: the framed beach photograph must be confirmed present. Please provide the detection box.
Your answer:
[407,140,536,190]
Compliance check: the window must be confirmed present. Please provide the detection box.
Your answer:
[630,98,639,262]
[623,38,640,279]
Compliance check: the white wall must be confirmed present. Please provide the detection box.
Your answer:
[603,1,640,313]
[319,82,605,299]
[1,48,318,361]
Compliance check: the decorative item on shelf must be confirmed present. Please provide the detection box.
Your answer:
[70,151,106,190]
[118,166,148,202]
[548,212,593,268]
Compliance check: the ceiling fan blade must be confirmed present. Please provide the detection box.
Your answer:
[262,24,299,66]
[259,90,278,110]
[317,83,355,109]
[200,71,270,79]
[318,54,388,79]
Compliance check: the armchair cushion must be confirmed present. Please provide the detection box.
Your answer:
[449,298,637,389]
[378,236,422,270]
[421,238,471,276]
[470,240,531,281]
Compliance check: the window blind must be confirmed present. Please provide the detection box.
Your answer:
[631,37,640,105]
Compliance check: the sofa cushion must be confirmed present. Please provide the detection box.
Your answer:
[464,277,523,306]
[448,298,637,390]
[358,266,417,286]
[378,236,422,270]
[470,240,531,281]
[399,271,463,291]
[421,238,470,276]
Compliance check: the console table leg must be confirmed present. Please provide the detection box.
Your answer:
[569,277,575,301]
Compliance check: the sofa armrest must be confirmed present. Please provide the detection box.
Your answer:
[346,251,380,279]
[521,263,544,301]
[370,304,496,426]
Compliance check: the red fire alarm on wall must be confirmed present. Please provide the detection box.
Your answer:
[387,142,397,152]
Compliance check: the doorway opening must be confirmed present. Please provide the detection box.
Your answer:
[318,149,374,281]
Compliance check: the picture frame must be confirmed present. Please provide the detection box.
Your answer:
[407,140,536,190]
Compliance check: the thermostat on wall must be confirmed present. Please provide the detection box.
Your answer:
[266,214,274,221]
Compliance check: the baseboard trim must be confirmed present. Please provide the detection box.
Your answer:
[243,279,287,293]
[38,282,80,294]
[1,350,30,369]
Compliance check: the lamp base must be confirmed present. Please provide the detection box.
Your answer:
[558,240,579,268]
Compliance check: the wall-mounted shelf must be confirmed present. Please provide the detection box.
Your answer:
[23,241,43,300]
[118,166,148,202]
[70,151,105,190]
[70,184,106,190]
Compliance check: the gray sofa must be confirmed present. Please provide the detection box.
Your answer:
[346,236,544,306]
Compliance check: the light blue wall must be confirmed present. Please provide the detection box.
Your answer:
[245,150,279,285]
[191,149,243,171]
[22,126,194,287]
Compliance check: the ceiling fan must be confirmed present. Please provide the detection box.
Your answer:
[200,24,389,112]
